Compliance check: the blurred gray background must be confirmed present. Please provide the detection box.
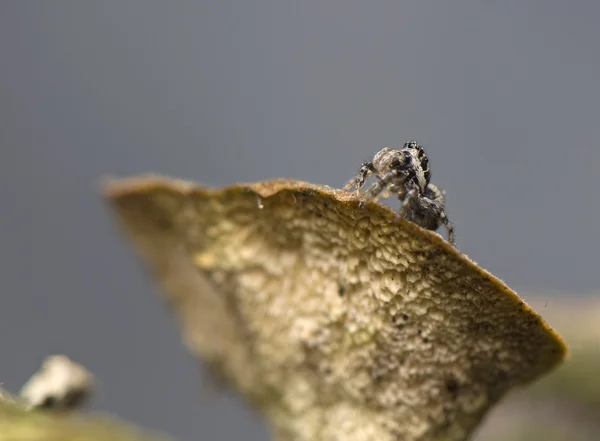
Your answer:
[1,1,599,440]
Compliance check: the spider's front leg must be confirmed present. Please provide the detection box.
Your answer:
[360,169,401,207]
[344,161,376,197]
[397,187,419,219]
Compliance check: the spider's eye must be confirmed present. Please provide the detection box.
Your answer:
[391,157,401,167]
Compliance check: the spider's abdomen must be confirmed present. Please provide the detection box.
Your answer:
[402,185,446,231]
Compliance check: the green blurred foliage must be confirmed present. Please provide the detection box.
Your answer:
[474,299,600,441]
[0,394,174,441]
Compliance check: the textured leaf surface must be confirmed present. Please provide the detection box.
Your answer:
[103,175,567,441]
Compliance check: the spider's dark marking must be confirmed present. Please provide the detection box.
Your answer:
[344,140,455,245]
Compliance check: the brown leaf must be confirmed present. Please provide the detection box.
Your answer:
[103,175,566,441]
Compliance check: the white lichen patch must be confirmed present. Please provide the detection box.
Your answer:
[19,355,94,412]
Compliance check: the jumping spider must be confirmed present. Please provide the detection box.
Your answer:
[344,141,455,245]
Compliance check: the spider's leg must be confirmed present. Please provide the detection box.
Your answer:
[360,169,399,207]
[397,187,418,218]
[344,161,376,197]
[440,209,455,245]
[426,184,455,245]
[387,183,403,197]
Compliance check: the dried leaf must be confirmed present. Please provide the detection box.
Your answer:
[103,175,566,441]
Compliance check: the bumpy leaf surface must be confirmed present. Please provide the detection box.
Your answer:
[104,176,566,441]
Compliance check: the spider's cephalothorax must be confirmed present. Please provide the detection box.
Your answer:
[344,141,455,245]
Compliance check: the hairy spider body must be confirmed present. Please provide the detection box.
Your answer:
[400,183,455,244]
[344,141,455,245]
